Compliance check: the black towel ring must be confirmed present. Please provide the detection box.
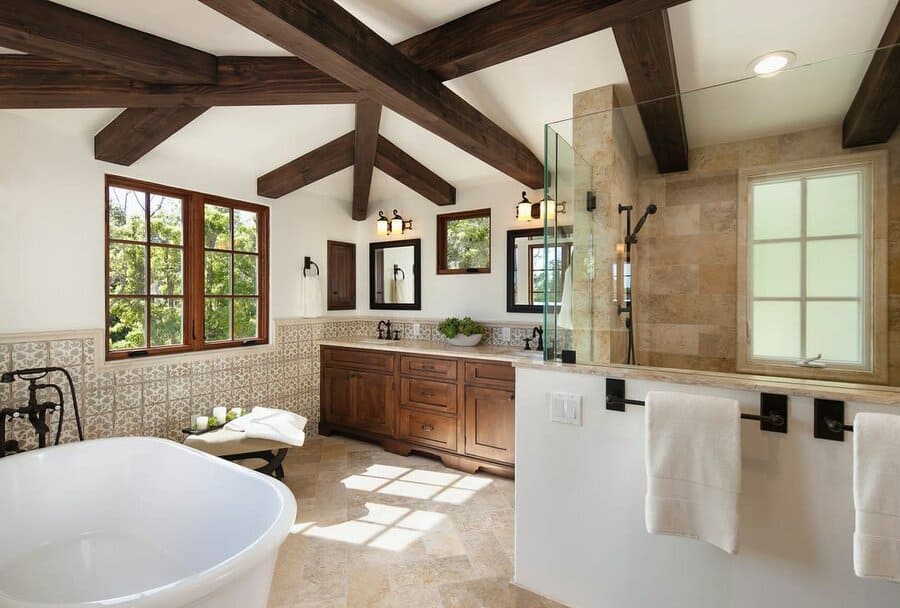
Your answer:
[393,264,405,280]
[303,256,320,277]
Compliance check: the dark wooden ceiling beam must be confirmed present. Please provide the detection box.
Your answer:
[199,0,544,188]
[613,9,688,173]
[396,0,691,81]
[0,55,362,108]
[376,136,456,207]
[0,0,217,84]
[94,106,210,166]
[843,4,900,148]
[257,132,355,198]
[352,101,383,221]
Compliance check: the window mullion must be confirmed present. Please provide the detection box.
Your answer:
[799,177,807,359]
[144,190,151,350]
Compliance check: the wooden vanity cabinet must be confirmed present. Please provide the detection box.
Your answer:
[320,346,516,476]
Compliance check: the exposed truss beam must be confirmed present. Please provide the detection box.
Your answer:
[352,101,383,221]
[396,0,691,81]
[613,9,688,173]
[0,56,362,109]
[199,0,544,188]
[0,0,217,84]
[94,107,210,166]
[257,132,355,199]
[375,136,456,207]
[843,4,900,148]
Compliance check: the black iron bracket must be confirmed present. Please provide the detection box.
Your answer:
[814,398,851,441]
[605,378,788,433]
[303,256,320,276]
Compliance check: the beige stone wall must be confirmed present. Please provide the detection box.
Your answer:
[632,126,900,383]
[571,85,639,364]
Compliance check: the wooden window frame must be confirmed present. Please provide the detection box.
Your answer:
[528,242,570,306]
[736,152,888,384]
[105,175,269,361]
[436,208,492,274]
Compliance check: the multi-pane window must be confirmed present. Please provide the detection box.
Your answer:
[529,244,569,306]
[747,164,870,369]
[437,209,491,274]
[105,176,268,360]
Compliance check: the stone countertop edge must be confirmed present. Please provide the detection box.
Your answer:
[513,359,900,407]
[318,336,542,364]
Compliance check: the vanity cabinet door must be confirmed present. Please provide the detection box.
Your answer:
[322,367,355,427]
[464,386,515,464]
[354,370,394,436]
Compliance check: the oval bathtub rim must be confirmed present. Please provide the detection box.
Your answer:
[0,436,298,608]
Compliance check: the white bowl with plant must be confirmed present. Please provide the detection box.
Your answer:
[438,316,485,346]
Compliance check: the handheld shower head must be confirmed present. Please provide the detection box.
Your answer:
[625,204,658,244]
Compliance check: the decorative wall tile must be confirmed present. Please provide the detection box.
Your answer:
[114,383,142,411]
[114,367,142,386]
[84,368,114,390]
[114,409,142,437]
[84,387,114,416]
[167,362,191,377]
[143,403,167,437]
[168,376,190,400]
[232,366,251,388]
[0,344,10,373]
[142,366,167,382]
[12,342,48,369]
[191,373,213,397]
[142,380,168,405]
[84,414,114,440]
[49,339,83,367]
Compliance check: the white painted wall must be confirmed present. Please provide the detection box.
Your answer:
[0,110,362,334]
[515,366,900,608]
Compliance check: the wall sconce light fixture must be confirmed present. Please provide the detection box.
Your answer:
[376,209,413,236]
[515,192,567,222]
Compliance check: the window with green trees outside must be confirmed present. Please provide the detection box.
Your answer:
[105,175,269,360]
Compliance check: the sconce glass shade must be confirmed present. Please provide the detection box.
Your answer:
[391,209,404,234]
[517,201,533,221]
[376,211,390,236]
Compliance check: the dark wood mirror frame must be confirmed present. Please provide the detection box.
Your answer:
[369,238,422,310]
[506,228,544,314]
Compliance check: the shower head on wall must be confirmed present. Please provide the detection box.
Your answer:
[625,204,657,244]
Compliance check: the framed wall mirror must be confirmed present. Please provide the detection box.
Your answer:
[370,238,421,310]
[507,227,573,313]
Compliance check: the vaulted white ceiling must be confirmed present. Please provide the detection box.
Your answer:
[1,0,896,208]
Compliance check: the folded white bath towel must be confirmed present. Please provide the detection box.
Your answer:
[853,412,900,581]
[225,407,307,447]
[645,391,742,554]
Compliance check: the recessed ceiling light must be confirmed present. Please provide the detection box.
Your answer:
[749,51,796,76]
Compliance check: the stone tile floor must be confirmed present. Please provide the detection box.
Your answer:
[266,435,562,608]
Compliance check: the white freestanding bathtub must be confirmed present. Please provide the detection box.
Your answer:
[0,437,296,608]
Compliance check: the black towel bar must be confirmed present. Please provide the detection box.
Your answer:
[605,378,789,434]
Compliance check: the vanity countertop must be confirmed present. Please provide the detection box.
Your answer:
[318,336,543,364]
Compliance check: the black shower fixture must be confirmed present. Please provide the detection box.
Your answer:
[623,204,657,245]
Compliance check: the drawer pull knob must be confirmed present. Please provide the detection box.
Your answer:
[421,424,434,432]
[508,393,515,401]
[421,364,434,370]
[421,391,434,398]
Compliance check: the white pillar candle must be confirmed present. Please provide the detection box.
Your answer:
[229,407,242,417]
[196,416,209,430]
[212,407,227,425]
[191,414,200,428]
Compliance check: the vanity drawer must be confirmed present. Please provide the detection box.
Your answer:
[399,408,457,451]
[322,346,395,373]
[464,360,515,388]
[400,355,457,380]
[400,377,458,414]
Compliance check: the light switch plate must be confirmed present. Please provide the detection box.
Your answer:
[501,327,511,342]
[412,322,421,337]
[550,392,582,425]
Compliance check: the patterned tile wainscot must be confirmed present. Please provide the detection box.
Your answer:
[0,317,541,450]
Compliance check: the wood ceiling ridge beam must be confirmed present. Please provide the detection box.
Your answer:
[0,0,217,84]
[198,0,544,189]
[612,7,688,173]
[842,3,900,148]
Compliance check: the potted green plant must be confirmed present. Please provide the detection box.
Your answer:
[438,316,485,346]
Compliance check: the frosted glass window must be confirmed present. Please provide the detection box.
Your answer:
[806,301,860,363]
[807,173,860,237]
[806,238,860,298]
[753,242,800,298]
[752,301,801,359]
[747,161,871,370]
[752,180,801,240]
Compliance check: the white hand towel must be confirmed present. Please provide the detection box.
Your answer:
[299,272,323,318]
[853,412,900,581]
[645,391,742,553]
[225,406,308,447]
[557,264,574,330]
